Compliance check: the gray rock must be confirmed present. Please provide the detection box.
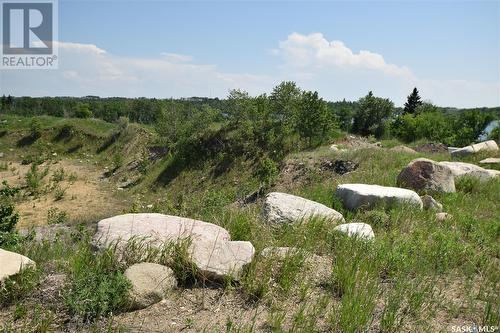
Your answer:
[439,161,500,181]
[93,213,254,281]
[397,158,455,193]
[263,192,344,225]
[451,140,499,157]
[124,263,177,309]
[421,195,443,212]
[479,158,500,165]
[333,222,375,240]
[336,184,423,211]
[0,249,36,283]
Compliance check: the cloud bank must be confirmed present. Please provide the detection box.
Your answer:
[1,33,499,107]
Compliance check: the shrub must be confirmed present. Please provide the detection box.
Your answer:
[0,181,20,247]
[47,207,68,224]
[64,243,131,321]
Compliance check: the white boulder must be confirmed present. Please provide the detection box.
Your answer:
[0,249,36,283]
[333,223,375,240]
[451,140,498,157]
[93,213,254,281]
[263,192,344,225]
[439,161,500,181]
[336,184,423,211]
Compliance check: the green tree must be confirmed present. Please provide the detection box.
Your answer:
[352,91,394,138]
[74,103,92,118]
[403,87,423,115]
[296,91,333,146]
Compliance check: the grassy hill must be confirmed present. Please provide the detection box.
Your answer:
[0,115,499,332]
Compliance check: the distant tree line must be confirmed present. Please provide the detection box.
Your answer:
[1,85,499,152]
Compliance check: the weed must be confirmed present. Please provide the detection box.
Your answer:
[47,207,68,224]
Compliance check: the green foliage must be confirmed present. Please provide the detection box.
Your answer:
[0,181,20,246]
[255,156,279,187]
[29,118,42,139]
[296,91,334,146]
[392,103,495,146]
[64,242,131,321]
[352,91,394,138]
[25,164,49,194]
[47,207,68,224]
[0,267,41,306]
[74,103,93,119]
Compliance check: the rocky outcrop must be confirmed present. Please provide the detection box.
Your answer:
[450,140,498,157]
[93,213,254,281]
[336,184,423,211]
[397,158,455,193]
[124,263,177,309]
[263,192,344,225]
[333,223,375,240]
[0,249,36,283]
[439,162,500,181]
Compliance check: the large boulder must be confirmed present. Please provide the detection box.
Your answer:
[450,140,499,157]
[396,158,455,193]
[333,223,375,240]
[124,263,177,309]
[93,213,254,281]
[336,184,423,211]
[0,249,36,283]
[439,162,500,181]
[263,192,344,225]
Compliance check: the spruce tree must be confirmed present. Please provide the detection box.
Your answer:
[403,87,422,114]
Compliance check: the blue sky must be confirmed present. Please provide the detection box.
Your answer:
[2,0,500,107]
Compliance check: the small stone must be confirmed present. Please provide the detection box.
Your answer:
[333,222,375,240]
[436,212,452,222]
[421,195,443,212]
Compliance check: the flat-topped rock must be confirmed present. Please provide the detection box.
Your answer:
[336,184,423,211]
[450,140,498,157]
[0,249,36,283]
[93,213,254,281]
[439,162,500,181]
[397,158,455,193]
[190,240,254,280]
[333,223,375,240]
[93,213,230,249]
[263,192,344,225]
[479,158,500,165]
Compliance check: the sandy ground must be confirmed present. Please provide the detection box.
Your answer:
[0,158,129,228]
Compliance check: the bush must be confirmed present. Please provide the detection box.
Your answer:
[0,181,20,247]
[47,207,68,224]
[64,243,131,321]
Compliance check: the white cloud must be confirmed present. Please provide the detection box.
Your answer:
[1,42,273,98]
[278,32,412,77]
[275,32,499,107]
